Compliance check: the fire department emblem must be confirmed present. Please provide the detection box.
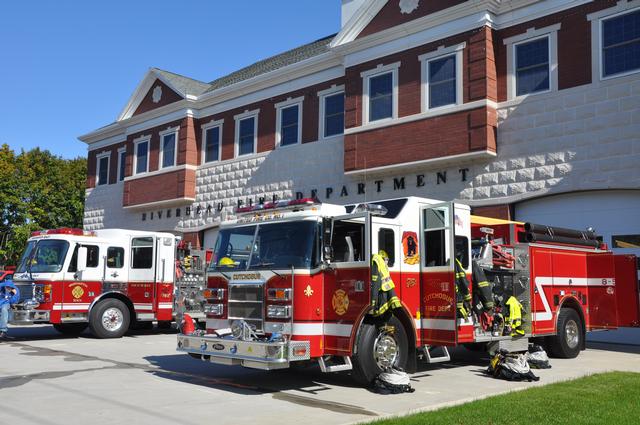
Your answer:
[399,0,420,14]
[304,285,314,297]
[402,231,420,265]
[71,285,84,299]
[332,289,349,316]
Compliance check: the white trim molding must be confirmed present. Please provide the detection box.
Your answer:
[201,118,224,164]
[588,0,640,82]
[95,151,111,186]
[117,146,126,182]
[419,42,465,113]
[158,126,179,169]
[234,109,260,157]
[317,84,345,140]
[133,136,151,176]
[275,96,304,148]
[361,61,401,125]
[124,164,197,183]
[504,23,561,100]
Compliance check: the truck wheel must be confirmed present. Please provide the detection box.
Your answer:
[546,308,582,358]
[53,323,88,336]
[89,299,130,339]
[351,315,408,385]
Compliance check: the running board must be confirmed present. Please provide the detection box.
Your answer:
[421,346,451,363]
[318,356,353,373]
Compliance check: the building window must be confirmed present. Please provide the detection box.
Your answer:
[428,55,456,108]
[134,139,149,175]
[117,148,126,182]
[611,234,640,249]
[504,24,559,100]
[202,120,223,164]
[234,110,259,157]
[515,37,550,96]
[276,97,303,147]
[361,62,400,125]
[96,153,109,186]
[323,92,344,138]
[159,129,177,169]
[602,9,640,78]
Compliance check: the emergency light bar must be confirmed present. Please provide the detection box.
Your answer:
[235,197,321,214]
[31,228,97,237]
[353,203,388,216]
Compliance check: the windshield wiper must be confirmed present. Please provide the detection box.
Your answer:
[251,262,284,279]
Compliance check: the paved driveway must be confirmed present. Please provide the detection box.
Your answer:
[1,325,639,425]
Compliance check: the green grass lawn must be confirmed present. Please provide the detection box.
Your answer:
[371,372,640,425]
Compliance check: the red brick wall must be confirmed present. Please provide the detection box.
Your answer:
[495,0,617,101]
[344,106,496,171]
[86,141,126,189]
[133,79,183,116]
[197,78,344,162]
[357,0,468,39]
[123,168,196,207]
[472,204,513,221]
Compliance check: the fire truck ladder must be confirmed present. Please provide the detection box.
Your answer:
[420,346,451,363]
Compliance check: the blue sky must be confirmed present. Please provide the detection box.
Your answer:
[0,1,341,159]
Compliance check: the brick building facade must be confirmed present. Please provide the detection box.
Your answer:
[80,0,640,260]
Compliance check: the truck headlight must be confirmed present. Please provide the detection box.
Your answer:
[267,288,291,301]
[34,284,52,303]
[203,288,225,300]
[204,303,224,316]
[267,305,291,319]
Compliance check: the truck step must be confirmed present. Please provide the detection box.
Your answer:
[421,346,451,363]
[318,356,353,373]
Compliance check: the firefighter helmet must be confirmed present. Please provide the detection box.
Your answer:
[218,257,235,267]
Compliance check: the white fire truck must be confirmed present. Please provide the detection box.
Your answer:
[10,228,211,338]
[176,197,640,383]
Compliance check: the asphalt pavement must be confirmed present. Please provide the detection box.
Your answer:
[1,325,639,425]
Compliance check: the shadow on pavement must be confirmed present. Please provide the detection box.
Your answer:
[586,341,640,355]
[3,324,179,342]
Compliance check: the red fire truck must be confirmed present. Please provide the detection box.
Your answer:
[1,266,15,283]
[176,197,640,383]
[10,228,210,338]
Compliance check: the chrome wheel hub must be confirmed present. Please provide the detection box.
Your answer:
[373,331,398,369]
[102,308,124,332]
[565,319,579,349]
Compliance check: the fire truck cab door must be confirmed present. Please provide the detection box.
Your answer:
[128,236,156,312]
[419,202,458,346]
[325,212,370,332]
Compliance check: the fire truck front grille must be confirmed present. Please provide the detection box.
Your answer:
[15,284,34,303]
[228,283,264,333]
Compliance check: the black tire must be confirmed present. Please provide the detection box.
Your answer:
[546,308,583,358]
[351,315,409,385]
[157,320,173,330]
[53,323,88,336]
[89,299,130,339]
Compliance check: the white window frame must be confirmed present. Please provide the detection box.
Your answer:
[158,127,179,169]
[419,43,465,112]
[133,136,150,176]
[504,24,560,100]
[361,62,400,125]
[201,119,224,164]
[317,84,345,140]
[275,96,304,148]
[96,151,110,186]
[117,147,126,182]
[234,109,259,157]
[588,1,640,81]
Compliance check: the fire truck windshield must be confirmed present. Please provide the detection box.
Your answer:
[16,239,70,273]
[211,221,319,271]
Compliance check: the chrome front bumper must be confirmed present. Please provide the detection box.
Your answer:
[10,309,50,324]
[176,333,311,370]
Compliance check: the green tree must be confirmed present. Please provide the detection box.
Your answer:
[0,144,86,265]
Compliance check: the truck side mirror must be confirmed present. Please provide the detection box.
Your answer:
[322,218,333,263]
[77,246,88,273]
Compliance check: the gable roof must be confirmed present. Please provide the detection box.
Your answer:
[153,68,211,97]
[206,34,335,92]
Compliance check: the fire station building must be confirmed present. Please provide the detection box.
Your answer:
[79,0,640,262]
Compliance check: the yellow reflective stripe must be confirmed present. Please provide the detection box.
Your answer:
[477,281,490,287]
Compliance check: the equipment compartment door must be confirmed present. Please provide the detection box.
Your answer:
[419,203,457,345]
[586,253,618,330]
[324,212,370,355]
[614,255,640,327]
